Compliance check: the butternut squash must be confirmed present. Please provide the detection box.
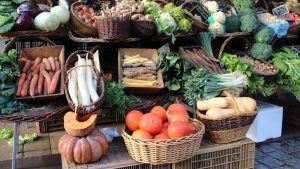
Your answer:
[206,108,235,118]
[64,111,97,137]
[226,97,256,113]
[197,97,229,111]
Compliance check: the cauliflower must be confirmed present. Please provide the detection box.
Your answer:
[225,15,240,32]
[203,1,218,14]
[240,14,259,33]
[178,18,192,32]
[208,22,225,34]
[254,27,275,44]
[208,11,226,24]
[250,43,273,60]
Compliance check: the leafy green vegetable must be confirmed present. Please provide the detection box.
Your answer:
[0,22,15,34]
[0,49,27,114]
[8,133,38,147]
[183,69,248,105]
[250,43,272,60]
[12,0,27,4]
[159,52,194,92]
[221,53,275,96]
[142,0,162,18]
[272,48,300,100]
[156,12,177,43]
[102,81,140,117]
[0,128,12,139]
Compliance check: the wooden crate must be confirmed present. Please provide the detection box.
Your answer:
[173,138,255,169]
[61,138,254,169]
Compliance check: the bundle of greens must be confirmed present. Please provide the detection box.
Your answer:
[102,81,140,117]
[183,69,248,105]
[159,52,194,92]
[221,53,275,96]
[0,49,27,114]
[8,133,38,147]
[198,32,214,59]
[272,48,300,100]
[0,128,12,140]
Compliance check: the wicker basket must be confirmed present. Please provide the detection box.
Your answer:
[195,91,258,144]
[96,15,131,39]
[65,50,105,115]
[70,2,98,38]
[121,119,205,165]
[131,20,156,38]
[289,23,300,35]
[217,36,251,60]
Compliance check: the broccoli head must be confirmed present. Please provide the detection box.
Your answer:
[250,43,273,60]
[232,0,254,10]
[239,8,256,17]
[225,15,240,33]
[240,14,259,33]
[178,18,192,32]
[162,3,184,22]
[254,27,275,44]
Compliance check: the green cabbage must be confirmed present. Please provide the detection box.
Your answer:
[155,12,177,42]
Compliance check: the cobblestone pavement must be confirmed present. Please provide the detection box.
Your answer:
[255,137,300,169]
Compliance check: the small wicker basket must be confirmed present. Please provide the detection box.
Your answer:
[96,15,131,39]
[65,50,105,116]
[196,91,258,144]
[121,119,205,165]
[70,2,98,38]
[131,20,156,38]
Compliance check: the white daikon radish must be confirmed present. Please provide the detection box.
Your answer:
[68,70,78,105]
[86,57,99,103]
[93,79,97,89]
[93,50,101,73]
[76,54,90,106]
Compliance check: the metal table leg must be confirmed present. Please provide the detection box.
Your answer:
[12,122,19,169]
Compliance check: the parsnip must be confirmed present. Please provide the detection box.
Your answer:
[197,97,229,111]
[86,58,99,103]
[76,54,90,106]
[68,70,78,105]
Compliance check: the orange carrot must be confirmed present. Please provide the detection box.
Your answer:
[20,79,30,97]
[55,59,60,70]
[48,70,61,94]
[22,61,32,73]
[43,71,52,91]
[29,74,39,97]
[32,63,41,75]
[16,73,26,96]
[43,58,51,71]
[43,78,48,95]
[49,56,56,71]
[38,64,46,95]
[31,57,42,71]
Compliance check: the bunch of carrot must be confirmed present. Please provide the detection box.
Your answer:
[16,56,62,97]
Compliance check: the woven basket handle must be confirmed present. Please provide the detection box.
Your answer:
[3,37,56,53]
[218,36,251,61]
[223,90,241,116]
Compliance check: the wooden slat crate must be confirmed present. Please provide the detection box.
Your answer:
[62,138,255,169]
[173,138,255,169]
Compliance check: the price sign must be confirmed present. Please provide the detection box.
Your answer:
[272,5,289,16]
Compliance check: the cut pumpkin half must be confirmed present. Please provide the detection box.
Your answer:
[64,112,97,137]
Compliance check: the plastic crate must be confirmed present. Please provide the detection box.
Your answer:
[173,138,255,169]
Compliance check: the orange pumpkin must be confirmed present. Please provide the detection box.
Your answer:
[125,110,143,132]
[139,113,162,135]
[168,121,195,139]
[132,129,153,139]
[149,106,167,122]
[58,129,109,164]
[64,112,97,137]
[166,103,189,123]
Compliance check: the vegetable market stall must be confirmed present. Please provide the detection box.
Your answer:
[0,0,300,169]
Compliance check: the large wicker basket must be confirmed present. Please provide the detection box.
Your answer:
[96,16,131,39]
[131,20,156,38]
[196,91,258,144]
[65,50,105,115]
[121,119,205,165]
[70,2,98,38]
